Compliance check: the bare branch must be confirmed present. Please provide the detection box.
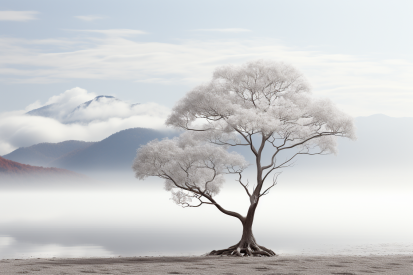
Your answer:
[236,172,251,198]
[260,172,280,197]
[262,151,300,182]
[233,128,258,156]
[181,194,215,208]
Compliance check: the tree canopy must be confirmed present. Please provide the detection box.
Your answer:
[133,59,355,256]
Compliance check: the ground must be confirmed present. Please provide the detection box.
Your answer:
[0,255,412,274]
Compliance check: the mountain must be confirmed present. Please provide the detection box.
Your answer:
[2,128,179,173]
[2,140,95,167]
[26,103,57,117]
[26,95,139,124]
[71,95,119,111]
[0,156,88,182]
[5,115,412,176]
[49,128,178,172]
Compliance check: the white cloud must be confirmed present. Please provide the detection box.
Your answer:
[193,28,251,33]
[75,15,104,21]
[36,87,97,120]
[77,29,146,37]
[0,88,170,155]
[0,11,38,21]
[24,100,42,112]
[0,34,413,117]
[65,100,168,123]
[0,113,168,155]
[46,87,94,106]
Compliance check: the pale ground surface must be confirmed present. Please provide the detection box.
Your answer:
[0,255,412,275]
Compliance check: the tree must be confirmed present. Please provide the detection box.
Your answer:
[133,60,356,257]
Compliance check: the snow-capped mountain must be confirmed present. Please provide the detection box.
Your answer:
[26,104,52,117]
[26,95,140,124]
[71,95,119,110]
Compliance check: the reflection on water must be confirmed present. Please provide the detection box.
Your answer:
[1,174,413,259]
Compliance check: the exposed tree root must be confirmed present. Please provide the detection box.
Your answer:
[208,242,276,257]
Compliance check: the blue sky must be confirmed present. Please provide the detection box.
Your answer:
[1,0,413,117]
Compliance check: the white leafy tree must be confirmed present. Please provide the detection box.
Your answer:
[133,60,356,257]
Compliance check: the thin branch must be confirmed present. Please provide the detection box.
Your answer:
[163,174,245,223]
[259,172,280,197]
[236,172,251,198]
[181,195,214,208]
[262,151,300,182]
[210,140,250,147]
[233,128,258,156]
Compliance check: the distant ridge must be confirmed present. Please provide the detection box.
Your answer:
[49,128,178,172]
[2,115,413,176]
[2,128,179,173]
[0,156,88,181]
[26,103,55,117]
[3,140,95,167]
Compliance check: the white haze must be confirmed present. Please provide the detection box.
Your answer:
[0,88,170,155]
[0,174,412,259]
[29,87,97,119]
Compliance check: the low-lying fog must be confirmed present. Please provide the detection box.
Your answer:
[1,166,412,259]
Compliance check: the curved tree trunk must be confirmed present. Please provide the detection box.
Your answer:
[208,203,276,257]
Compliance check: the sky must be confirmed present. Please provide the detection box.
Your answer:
[1,0,413,117]
[1,0,413,259]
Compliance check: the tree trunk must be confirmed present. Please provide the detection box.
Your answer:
[208,203,276,257]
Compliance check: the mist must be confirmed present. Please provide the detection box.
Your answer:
[1,162,412,259]
[1,110,413,259]
[0,88,170,155]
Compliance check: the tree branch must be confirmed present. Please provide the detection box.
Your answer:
[259,172,280,197]
[164,174,245,223]
[236,172,251,198]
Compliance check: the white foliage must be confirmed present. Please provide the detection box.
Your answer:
[166,60,356,156]
[134,59,356,208]
[133,133,248,205]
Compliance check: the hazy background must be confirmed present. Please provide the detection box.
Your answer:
[1,0,413,259]
[1,115,412,259]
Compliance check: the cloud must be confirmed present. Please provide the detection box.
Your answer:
[64,99,168,124]
[193,28,251,33]
[0,34,413,117]
[77,29,146,37]
[46,87,95,106]
[75,15,104,22]
[0,88,170,155]
[29,87,98,120]
[0,11,38,21]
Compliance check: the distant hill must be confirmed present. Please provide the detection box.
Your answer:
[2,128,179,173]
[4,115,411,175]
[49,128,178,172]
[0,156,88,181]
[3,140,95,167]
[26,103,56,118]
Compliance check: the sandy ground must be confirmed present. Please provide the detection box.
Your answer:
[0,255,412,274]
